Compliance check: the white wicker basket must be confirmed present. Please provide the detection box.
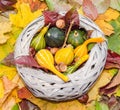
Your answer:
[14,12,107,101]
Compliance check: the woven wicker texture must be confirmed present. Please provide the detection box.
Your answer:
[14,12,107,101]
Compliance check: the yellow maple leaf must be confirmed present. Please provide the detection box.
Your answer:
[97,8,120,22]
[88,70,113,101]
[0,21,12,44]
[0,65,17,80]
[95,19,114,36]
[95,8,119,36]
[9,3,43,28]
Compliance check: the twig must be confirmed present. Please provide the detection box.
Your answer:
[62,20,74,48]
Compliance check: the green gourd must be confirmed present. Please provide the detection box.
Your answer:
[45,27,65,47]
[35,49,69,82]
[67,29,87,48]
[64,55,89,75]
[31,25,49,51]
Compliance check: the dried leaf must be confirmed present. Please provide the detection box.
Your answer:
[19,99,40,110]
[1,52,15,67]
[15,55,41,68]
[0,0,17,12]
[0,21,12,44]
[28,95,87,110]
[17,0,47,12]
[43,10,64,26]
[110,0,120,11]
[105,50,120,69]
[88,70,113,101]
[65,8,79,28]
[1,97,16,110]
[0,76,17,107]
[82,0,98,20]
[102,70,120,90]
[18,87,32,99]
[95,19,114,36]
[92,0,110,14]
[95,8,119,36]
[9,3,42,28]
[96,8,120,22]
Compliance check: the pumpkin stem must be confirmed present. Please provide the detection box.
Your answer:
[62,20,74,48]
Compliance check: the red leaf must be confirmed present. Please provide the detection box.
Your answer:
[82,0,98,20]
[18,87,32,99]
[0,0,17,12]
[65,8,79,28]
[43,10,64,26]
[105,50,120,69]
[99,70,120,95]
[15,55,41,68]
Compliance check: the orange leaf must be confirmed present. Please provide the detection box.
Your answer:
[18,87,32,99]
[0,76,17,107]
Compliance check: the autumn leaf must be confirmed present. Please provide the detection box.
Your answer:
[0,75,21,110]
[0,21,12,44]
[9,3,43,28]
[18,87,32,99]
[82,0,98,20]
[88,70,113,101]
[95,8,119,36]
[16,0,47,12]
[96,8,120,22]
[99,70,120,96]
[92,0,110,14]
[28,95,87,110]
[110,0,120,11]
[0,76,17,107]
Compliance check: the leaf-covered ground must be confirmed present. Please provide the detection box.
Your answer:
[1,0,120,110]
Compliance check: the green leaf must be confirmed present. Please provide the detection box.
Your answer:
[11,104,19,110]
[45,0,54,11]
[108,68,118,76]
[95,101,109,110]
[107,16,120,54]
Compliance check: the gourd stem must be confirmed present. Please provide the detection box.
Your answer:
[62,20,74,48]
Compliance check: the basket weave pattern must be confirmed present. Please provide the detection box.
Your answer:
[14,13,107,101]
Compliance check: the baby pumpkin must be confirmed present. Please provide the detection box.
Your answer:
[55,46,74,65]
[35,49,69,82]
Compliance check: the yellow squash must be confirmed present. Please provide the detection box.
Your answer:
[55,46,74,65]
[74,37,105,58]
[35,49,69,82]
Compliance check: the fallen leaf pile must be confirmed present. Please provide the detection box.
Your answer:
[1,0,120,110]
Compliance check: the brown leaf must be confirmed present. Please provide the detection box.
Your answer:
[82,0,98,20]
[106,70,120,89]
[99,70,120,95]
[19,99,40,110]
[1,52,15,67]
